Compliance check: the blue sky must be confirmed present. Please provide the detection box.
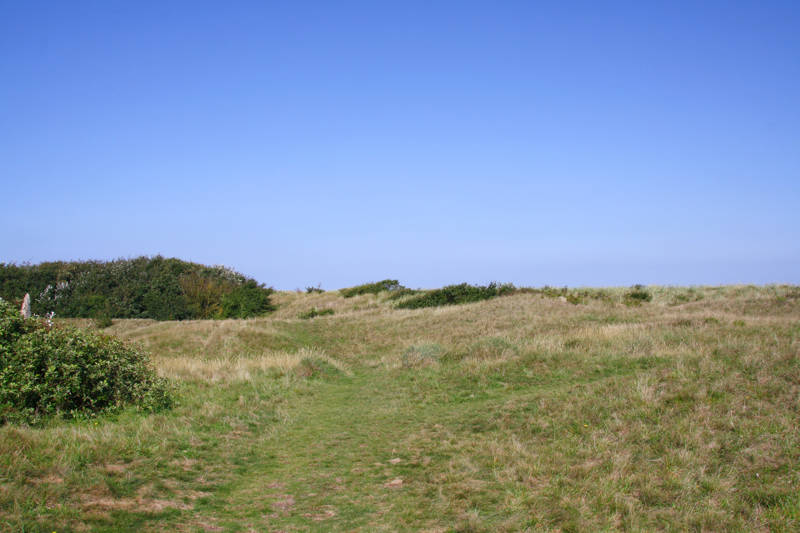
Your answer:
[1,1,798,289]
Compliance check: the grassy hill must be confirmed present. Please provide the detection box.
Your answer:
[1,285,798,531]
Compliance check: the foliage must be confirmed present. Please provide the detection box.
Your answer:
[625,284,653,305]
[180,272,225,318]
[219,280,275,319]
[386,287,421,300]
[298,307,335,319]
[395,282,515,309]
[340,279,404,298]
[0,299,171,424]
[0,256,274,320]
[93,305,113,329]
[305,285,325,294]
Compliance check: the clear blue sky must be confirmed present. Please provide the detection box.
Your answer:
[2,1,798,289]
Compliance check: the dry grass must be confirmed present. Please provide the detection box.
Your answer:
[3,284,798,531]
[154,346,347,382]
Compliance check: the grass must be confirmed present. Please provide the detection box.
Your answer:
[1,284,799,531]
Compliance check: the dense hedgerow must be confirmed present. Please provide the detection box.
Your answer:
[340,279,405,298]
[0,256,275,320]
[0,299,171,424]
[396,282,516,309]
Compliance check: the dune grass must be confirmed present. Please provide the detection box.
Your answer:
[1,285,798,531]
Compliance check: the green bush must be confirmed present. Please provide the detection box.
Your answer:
[298,307,335,319]
[396,282,515,309]
[219,280,275,318]
[340,279,404,298]
[0,299,171,424]
[93,308,113,329]
[305,285,324,294]
[625,285,653,305]
[0,256,275,320]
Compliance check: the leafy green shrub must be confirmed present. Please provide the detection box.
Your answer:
[93,310,113,329]
[0,256,274,320]
[220,280,275,318]
[340,280,404,298]
[298,307,335,319]
[0,299,171,424]
[180,272,225,318]
[305,285,324,294]
[625,285,653,305]
[396,282,516,309]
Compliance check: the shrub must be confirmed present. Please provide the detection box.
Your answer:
[93,307,113,329]
[305,285,324,294]
[298,308,335,319]
[0,256,274,320]
[180,272,225,318]
[386,288,421,300]
[396,282,516,309]
[340,280,404,298]
[0,299,171,424]
[625,285,653,305]
[219,280,275,319]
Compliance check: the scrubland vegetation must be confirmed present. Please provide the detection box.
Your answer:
[0,300,170,425]
[1,284,799,531]
[0,257,274,321]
